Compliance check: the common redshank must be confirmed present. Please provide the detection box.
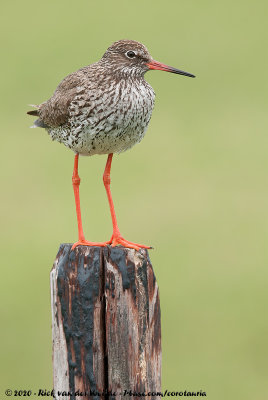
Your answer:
[28,40,195,250]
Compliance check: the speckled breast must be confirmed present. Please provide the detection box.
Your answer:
[49,79,155,156]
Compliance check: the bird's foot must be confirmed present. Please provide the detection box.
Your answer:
[71,236,152,252]
[71,239,110,251]
[107,234,152,251]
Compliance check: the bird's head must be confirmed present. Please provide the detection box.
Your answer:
[100,39,195,79]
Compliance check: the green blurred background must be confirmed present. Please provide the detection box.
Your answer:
[1,0,267,398]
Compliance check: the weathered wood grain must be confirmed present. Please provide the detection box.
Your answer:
[104,247,161,397]
[50,244,161,400]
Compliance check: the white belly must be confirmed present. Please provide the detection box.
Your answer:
[48,80,155,156]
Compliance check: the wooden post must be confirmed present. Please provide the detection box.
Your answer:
[50,244,161,400]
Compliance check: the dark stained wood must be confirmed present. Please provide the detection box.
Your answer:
[50,244,106,399]
[50,244,161,399]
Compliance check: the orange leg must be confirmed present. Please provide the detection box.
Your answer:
[71,154,109,250]
[103,153,151,251]
[72,153,151,251]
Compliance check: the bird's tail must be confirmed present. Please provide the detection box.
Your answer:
[27,104,39,116]
[27,109,39,116]
[27,104,47,128]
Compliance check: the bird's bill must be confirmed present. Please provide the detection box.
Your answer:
[147,60,195,78]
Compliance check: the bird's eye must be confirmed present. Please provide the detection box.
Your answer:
[126,50,136,59]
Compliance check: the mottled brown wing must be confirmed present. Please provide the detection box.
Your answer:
[28,71,86,128]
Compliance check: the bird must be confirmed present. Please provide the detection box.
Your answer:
[27,39,195,251]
